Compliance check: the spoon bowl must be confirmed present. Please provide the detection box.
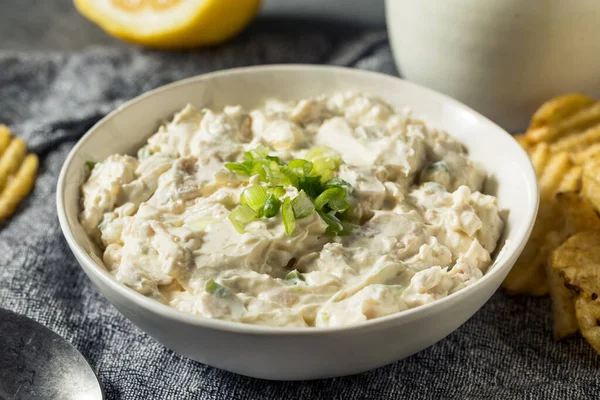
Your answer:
[0,308,103,400]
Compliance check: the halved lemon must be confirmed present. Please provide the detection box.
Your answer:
[74,0,262,49]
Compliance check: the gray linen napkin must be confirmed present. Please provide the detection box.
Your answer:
[0,28,598,399]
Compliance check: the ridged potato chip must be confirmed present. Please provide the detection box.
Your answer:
[0,125,38,221]
[528,97,600,145]
[502,150,577,295]
[507,93,600,353]
[551,231,600,352]
[582,153,600,213]
[546,231,578,340]
[524,94,600,163]
[529,94,596,132]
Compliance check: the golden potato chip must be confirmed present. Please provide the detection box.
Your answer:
[529,94,596,132]
[0,125,11,155]
[542,192,600,330]
[546,231,578,340]
[528,101,600,144]
[503,183,593,298]
[557,166,582,193]
[539,151,571,201]
[503,150,576,296]
[542,191,599,325]
[510,93,600,349]
[503,204,553,296]
[550,123,600,154]
[574,296,600,353]
[0,126,38,221]
[530,142,550,178]
[554,191,600,233]
[551,231,600,353]
[0,154,38,220]
[0,137,26,193]
[582,154,600,213]
[571,143,600,165]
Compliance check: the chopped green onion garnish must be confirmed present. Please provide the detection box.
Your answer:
[278,165,298,187]
[306,146,342,181]
[228,204,257,234]
[291,190,315,218]
[298,175,324,198]
[282,197,296,235]
[268,186,286,198]
[310,157,335,174]
[317,210,344,234]
[314,187,349,212]
[250,160,269,181]
[244,146,268,162]
[284,269,306,285]
[305,146,342,165]
[263,194,282,218]
[325,178,352,189]
[266,155,283,165]
[85,161,96,170]
[205,279,230,297]
[264,162,292,187]
[240,185,268,213]
[224,146,355,236]
[288,159,313,175]
[225,162,252,176]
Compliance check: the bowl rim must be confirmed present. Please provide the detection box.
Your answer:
[56,64,539,335]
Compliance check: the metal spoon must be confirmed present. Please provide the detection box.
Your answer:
[0,308,103,400]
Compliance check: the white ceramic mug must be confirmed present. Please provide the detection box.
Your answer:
[386,0,600,132]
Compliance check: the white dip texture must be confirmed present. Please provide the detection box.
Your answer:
[80,92,504,328]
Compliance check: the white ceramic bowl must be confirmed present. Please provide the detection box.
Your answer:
[57,65,538,380]
[386,0,600,132]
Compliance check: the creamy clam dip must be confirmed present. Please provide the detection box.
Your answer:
[80,92,503,328]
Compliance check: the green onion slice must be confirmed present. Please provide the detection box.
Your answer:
[205,279,230,297]
[240,185,268,213]
[306,146,342,172]
[263,194,282,218]
[314,187,349,212]
[288,159,313,175]
[225,162,252,176]
[317,210,344,234]
[250,160,269,181]
[280,165,299,188]
[305,146,342,164]
[325,178,352,189]
[282,197,296,235]
[85,161,97,170]
[244,146,268,162]
[267,186,286,198]
[291,190,315,219]
[228,204,257,234]
[298,175,323,198]
[266,155,283,165]
[284,270,306,285]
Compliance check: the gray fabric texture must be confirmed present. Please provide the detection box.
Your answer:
[1,27,599,400]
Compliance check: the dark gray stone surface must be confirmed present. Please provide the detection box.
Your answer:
[0,0,122,50]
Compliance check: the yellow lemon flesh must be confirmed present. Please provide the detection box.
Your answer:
[74,0,262,49]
